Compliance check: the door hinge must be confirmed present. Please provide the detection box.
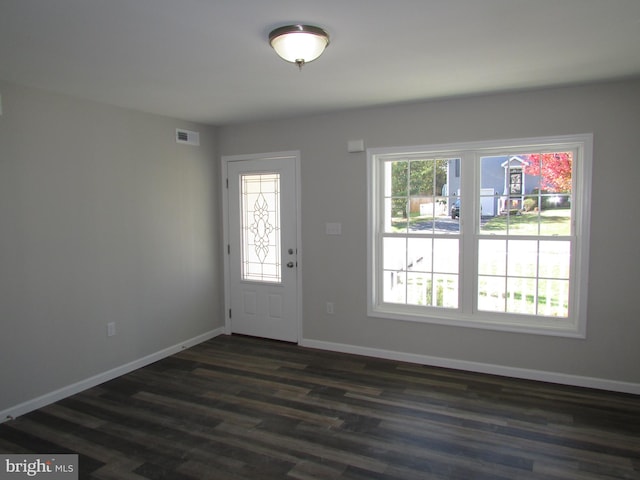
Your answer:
[229,308,232,319]
[227,244,230,254]
[226,178,229,188]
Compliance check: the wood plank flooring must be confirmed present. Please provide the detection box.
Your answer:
[1,334,639,479]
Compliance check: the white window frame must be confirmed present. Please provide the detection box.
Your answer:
[367,134,592,337]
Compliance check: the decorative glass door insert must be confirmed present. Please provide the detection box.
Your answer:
[240,173,282,283]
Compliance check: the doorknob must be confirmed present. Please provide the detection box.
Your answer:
[286,261,295,268]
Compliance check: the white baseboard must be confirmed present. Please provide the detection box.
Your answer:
[300,338,640,395]
[1,327,225,424]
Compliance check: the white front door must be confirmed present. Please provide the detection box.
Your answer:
[224,152,300,342]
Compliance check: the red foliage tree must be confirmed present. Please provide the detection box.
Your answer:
[524,152,573,192]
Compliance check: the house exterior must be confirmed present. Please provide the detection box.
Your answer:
[445,155,541,217]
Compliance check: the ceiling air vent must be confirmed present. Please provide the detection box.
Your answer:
[176,128,200,146]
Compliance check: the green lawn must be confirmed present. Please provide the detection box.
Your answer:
[481,209,571,236]
[391,212,436,230]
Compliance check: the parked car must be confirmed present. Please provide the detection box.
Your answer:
[451,199,460,219]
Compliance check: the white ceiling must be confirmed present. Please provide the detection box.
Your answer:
[1,0,640,126]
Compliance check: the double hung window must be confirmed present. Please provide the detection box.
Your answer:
[367,135,592,336]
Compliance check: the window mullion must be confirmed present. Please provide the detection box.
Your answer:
[460,151,476,314]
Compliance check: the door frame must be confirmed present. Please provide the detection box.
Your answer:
[221,151,303,343]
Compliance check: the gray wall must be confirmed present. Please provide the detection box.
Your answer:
[219,79,640,385]
[0,81,223,413]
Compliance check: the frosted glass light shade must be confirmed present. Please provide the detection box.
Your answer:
[269,25,329,67]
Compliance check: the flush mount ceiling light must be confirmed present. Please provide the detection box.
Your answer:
[269,24,330,70]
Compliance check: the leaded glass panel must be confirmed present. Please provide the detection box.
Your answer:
[241,173,281,283]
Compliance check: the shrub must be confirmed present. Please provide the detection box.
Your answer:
[523,197,538,212]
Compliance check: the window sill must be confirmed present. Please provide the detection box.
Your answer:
[368,304,585,338]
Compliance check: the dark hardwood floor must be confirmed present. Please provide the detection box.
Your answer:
[1,334,639,479]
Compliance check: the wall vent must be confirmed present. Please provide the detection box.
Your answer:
[176,128,200,146]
